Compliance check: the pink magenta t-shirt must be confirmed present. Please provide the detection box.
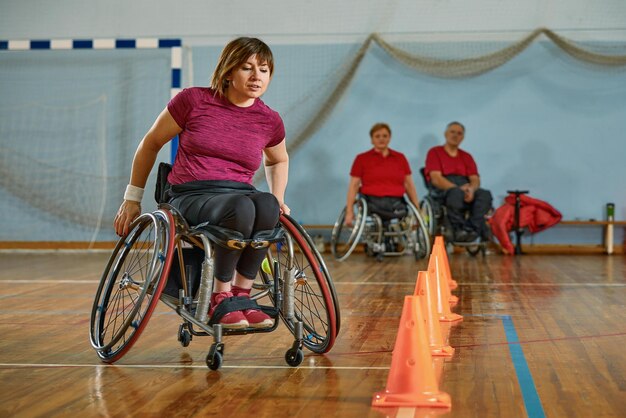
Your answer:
[166,87,285,185]
[350,148,412,197]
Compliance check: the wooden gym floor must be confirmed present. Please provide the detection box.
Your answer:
[0,250,624,418]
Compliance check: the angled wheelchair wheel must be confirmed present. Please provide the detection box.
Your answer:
[406,201,431,260]
[419,197,437,238]
[89,210,175,363]
[330,198,367,261]
[263,214,340,354]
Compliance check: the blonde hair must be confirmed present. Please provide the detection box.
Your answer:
[210,37,275,97]
[369,122,391,137]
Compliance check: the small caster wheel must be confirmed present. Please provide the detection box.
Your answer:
[206,342,224,370]
[285,348,304,367]
[466,245,480,257]
[376,253,384,262]
[206,351,223,370]
[178,324,192,347]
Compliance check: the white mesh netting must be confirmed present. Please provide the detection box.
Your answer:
[2,27,625,245]
[0,48,174,246]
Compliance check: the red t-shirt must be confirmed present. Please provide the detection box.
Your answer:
[350,148,411,197]
[424,146,478,182]
[166,87,285,185]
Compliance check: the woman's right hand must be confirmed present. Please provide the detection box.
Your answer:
[114,200,142,236]
[344,211,354,226]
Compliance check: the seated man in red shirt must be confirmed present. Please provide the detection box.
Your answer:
[424,121,492,242]
[344,122,420,227]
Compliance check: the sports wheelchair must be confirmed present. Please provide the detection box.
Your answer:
[419,168,489,257]
[330,194,430,262]
[90,165,340,370]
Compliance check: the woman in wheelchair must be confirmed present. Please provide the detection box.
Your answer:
[343,123,421,227]
[114,37,289,330]
[331,122,430,261]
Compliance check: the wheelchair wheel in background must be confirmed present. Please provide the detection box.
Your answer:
[262,214,340,354]
[465,234,489,257]
[465,243,482,257]
[330,198,367,261]
[419,197,437,238]
[89,210,175,363]
[466,218,492,257]
[406,200,431,259]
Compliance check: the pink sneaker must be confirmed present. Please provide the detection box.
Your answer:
[209,291,249,329]
[242,307,274,329]
[232,286,274,329]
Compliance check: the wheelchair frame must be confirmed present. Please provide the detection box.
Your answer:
[419,180,489,257]
[89,203,340,370]
[330,195,431,262]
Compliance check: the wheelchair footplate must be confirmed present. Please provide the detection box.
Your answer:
[159,258,305,370]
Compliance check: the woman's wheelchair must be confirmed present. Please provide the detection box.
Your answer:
[329,195,430,262]
[89,166,340,370]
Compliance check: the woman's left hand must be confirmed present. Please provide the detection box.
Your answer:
[279,202,291,215]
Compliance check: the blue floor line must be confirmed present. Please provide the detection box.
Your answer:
[501,315,546,418]
[467,313,546,418]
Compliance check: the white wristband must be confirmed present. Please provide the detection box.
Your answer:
[124,184,144,202]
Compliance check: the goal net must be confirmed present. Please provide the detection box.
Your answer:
[0,48,175,247]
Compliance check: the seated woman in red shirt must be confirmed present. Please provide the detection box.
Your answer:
[114,37,288,330]
[424,121,492,242]
[344,123,420,226]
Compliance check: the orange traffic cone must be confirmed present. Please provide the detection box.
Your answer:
[372,295,452,408]
[433,245,458,307]
[432,236,458,290]
[437,239,459,291]
[432,357,446,386]
[432,235,445,252]
[439,321,452,346]
[371,405,450,418]
[414,271,454,357]
[428,254,462,323]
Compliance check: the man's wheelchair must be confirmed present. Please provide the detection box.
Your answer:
[329,195,430,262]
[419,168,489,257]
[89,165,340,370]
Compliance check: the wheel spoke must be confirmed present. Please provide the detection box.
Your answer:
[90,211,174,362]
